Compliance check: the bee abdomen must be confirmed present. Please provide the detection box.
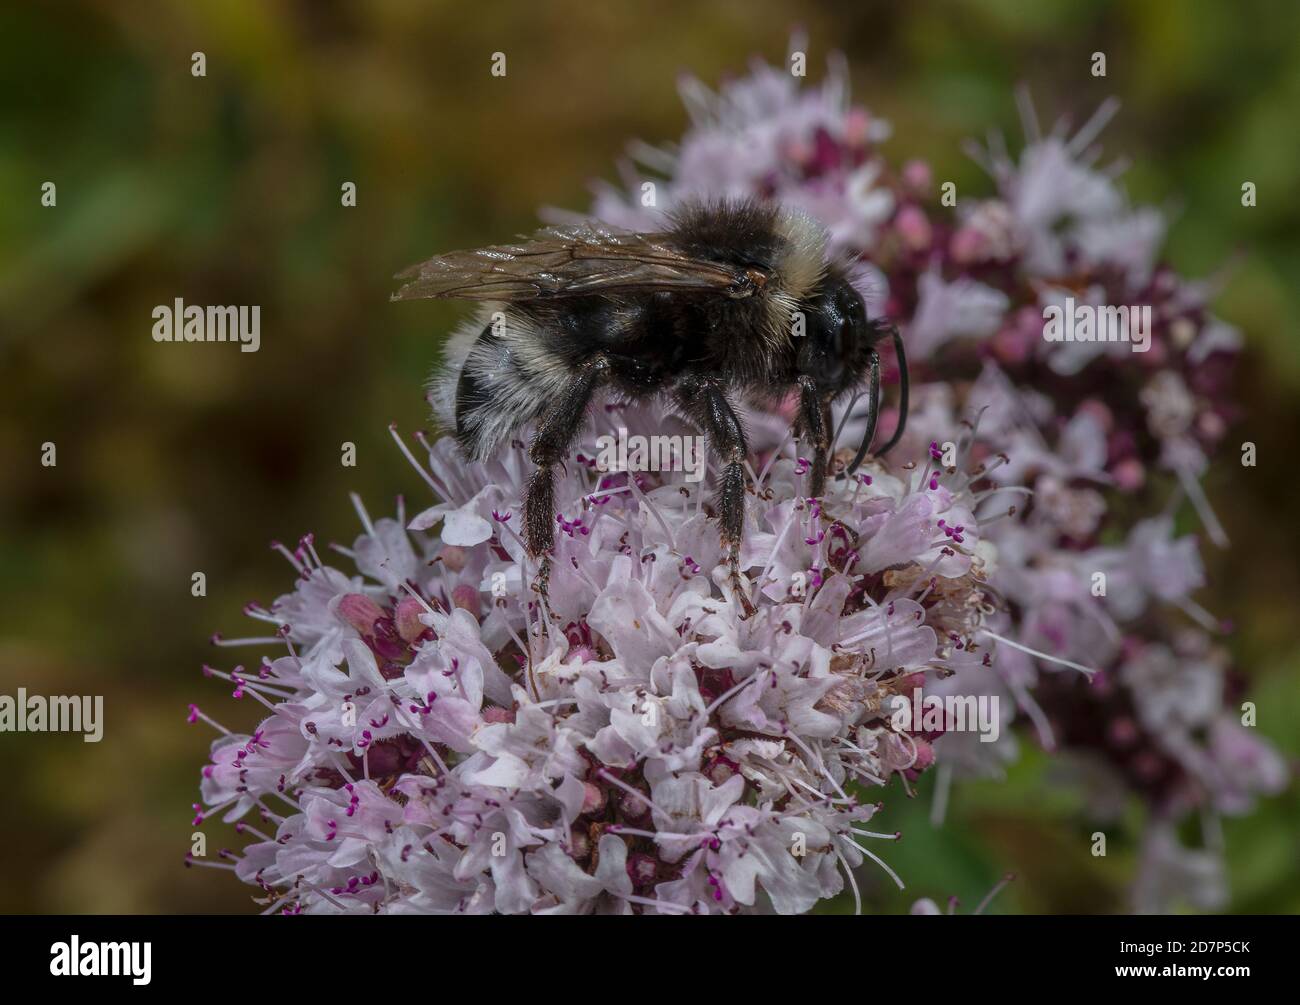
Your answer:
[441,307,573,462]
[453,334,497,450]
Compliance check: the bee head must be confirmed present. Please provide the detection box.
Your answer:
[796,274,881,395]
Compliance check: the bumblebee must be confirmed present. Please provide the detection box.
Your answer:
[393,199,907,609]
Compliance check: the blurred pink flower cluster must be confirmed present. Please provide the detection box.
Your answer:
[581,40,1282,911]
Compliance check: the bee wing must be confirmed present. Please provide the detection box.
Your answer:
[391,223,762,302]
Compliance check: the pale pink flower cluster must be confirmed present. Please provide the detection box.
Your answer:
[192,412,996,914]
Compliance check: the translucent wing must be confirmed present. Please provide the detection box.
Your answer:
[391,223,763,302]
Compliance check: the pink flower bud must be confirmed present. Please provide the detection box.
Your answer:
[394,596,428,644]
[1112,457,1145,492]
[894,204,932,251]
[336,593,385,636]
[581,782,607,815]
[901,158,932,192]
[451,583,480,616]
[949,225,988,265]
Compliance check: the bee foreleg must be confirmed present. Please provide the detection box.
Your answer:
[674,375,756,618]
[524,356,610,559]
[795,375,835,497]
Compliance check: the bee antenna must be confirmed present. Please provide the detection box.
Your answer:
[843,349,881,477]
[843,327,908,475]
[843,423,875,477]
[872,328,909,458]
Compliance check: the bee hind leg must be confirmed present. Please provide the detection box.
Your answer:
[523,357,610,606]
[674,375,756,619]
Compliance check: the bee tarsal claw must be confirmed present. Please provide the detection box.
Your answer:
[531,554,554,603]
[724,544,757,619]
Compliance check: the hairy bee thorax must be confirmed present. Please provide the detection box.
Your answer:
[772,208,830,301]
[668,199,829,352]
[765,208,831,349]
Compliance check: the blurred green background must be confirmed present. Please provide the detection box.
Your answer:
[1,0,1296,914]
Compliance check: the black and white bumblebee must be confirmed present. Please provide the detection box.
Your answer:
[392,199,908,606]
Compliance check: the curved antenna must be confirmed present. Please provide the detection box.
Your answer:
[843,350,880,476]
[873,329,909,457]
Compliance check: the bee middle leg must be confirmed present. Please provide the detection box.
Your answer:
[795,375,835,497]
[674,374,756,618]
[523,357,610,597]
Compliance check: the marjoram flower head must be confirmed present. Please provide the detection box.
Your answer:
[193,409,1000,913]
